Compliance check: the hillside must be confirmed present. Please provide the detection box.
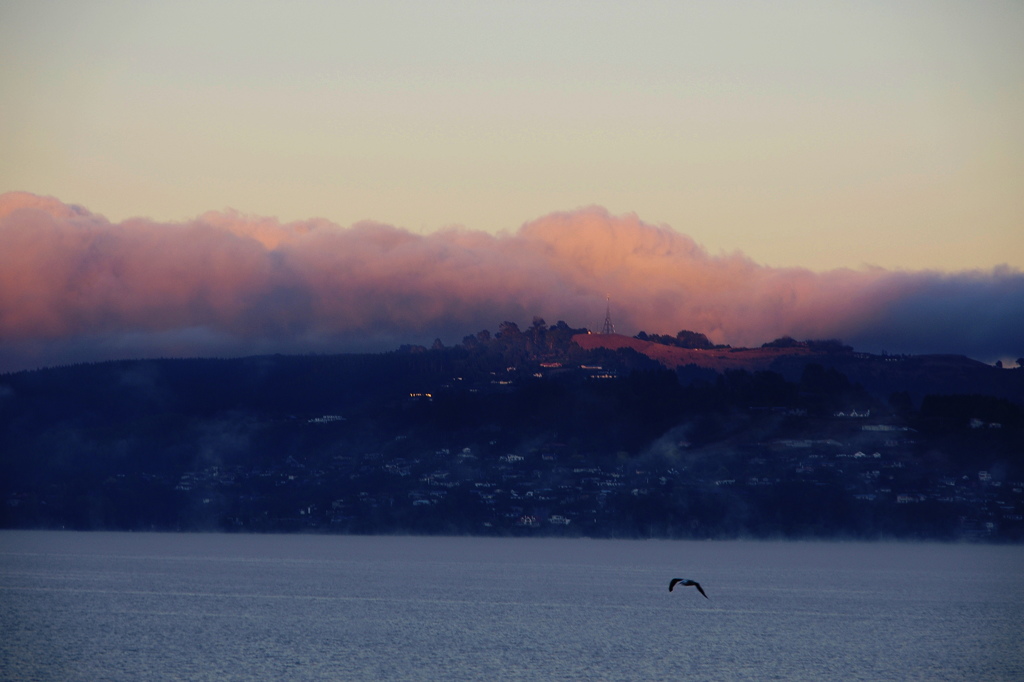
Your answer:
[2,323,1023,540]
[572,333,824,372]
[572,333,1021,403]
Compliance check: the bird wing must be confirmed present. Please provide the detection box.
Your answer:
[669,578,682,592]
[694,582,708,599]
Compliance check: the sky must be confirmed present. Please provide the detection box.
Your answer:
[1,1,1022,371]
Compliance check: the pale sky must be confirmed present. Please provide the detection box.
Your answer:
[2,0,1022,271]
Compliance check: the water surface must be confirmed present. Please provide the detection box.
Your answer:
[2,532,1021,681]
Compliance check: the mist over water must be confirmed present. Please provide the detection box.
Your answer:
[2,532,1021,681]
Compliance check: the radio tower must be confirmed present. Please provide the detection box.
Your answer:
[601,296,615,334]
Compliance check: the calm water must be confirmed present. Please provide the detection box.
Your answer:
[1,532,1021,681]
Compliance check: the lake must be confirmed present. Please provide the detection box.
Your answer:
[1,532,1021,681]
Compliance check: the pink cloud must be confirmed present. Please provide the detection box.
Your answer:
[1,192,1021,372]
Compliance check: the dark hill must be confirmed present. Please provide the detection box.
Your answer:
[1,325,1022,540]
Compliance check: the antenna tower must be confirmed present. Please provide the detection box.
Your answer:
[601,296,615,334]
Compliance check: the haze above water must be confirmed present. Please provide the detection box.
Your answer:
[2,532,1021,681]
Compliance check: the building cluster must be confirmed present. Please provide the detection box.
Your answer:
[157,414,1022,539]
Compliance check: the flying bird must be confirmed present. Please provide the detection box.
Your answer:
[669,578,708,598]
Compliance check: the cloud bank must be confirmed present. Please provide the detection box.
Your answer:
[1,192,1021,372]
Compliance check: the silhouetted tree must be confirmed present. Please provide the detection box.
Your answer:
[497,321,521,338]
[763,336,802,349]
[675,330,713,349]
